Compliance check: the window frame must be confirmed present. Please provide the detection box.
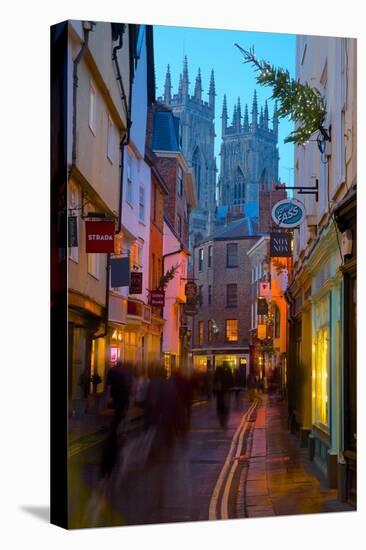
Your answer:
[225,319,238,342]
[226,243,238,268]
[226,283,238,308]
[198,320,204,345]
[139,185,145,223]
[107,115,115,163]
[198,248,204,272]
[89,82,97,135]
[208,245,213,268]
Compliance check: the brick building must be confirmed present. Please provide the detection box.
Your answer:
[192,217,259,376]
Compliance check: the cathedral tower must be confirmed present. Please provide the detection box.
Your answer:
[159,57,216,246]
[218,91,279,221]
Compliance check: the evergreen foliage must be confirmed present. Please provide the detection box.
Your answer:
[235,44,327,144]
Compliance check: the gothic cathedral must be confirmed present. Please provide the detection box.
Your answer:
[218,91,279,220]
[159,57,217,246]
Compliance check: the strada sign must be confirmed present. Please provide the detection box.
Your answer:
[85,221,115,253]
[271,199,305,229]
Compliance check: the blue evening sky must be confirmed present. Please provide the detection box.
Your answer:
[154,25,296,185]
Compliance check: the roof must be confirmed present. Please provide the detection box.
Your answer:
[196,216,260,246]
[152,110,180,152]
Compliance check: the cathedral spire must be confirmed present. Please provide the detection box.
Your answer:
[164,64,172,104]
[182,55,189,97]
[251,90,258,128]
[236,97,242,132]
[264,100,269,129]
[243,103,249,130]
[209,69,215,111]
[259,106,264,127]
[178,72,183,100]
[232,104,237,127]
[221,94,228,135]
[194,67,203,101]
[273,101,279,135]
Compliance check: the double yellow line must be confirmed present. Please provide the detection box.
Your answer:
[208,399,259,520]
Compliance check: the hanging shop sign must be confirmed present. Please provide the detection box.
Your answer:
[68,216,78,247]
[129,271,143,294]
[85,220,115,253]
[183,303,199,316]
[150,290,165,307]
[185,281,198,304]
[270,232,292,257]
[259,281,271,297]
[271,199,305,229]
[111,257,130,288]
[257,297,269,315]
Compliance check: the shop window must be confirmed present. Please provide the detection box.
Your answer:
[225,319,238,342]
[226,243,238,267]
[313,324,329,427]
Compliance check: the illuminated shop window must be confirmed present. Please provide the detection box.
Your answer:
[225,319,238,341]
[313,325,329,427]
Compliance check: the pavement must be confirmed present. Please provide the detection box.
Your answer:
[66,392,354,528]
[244,395,355,518]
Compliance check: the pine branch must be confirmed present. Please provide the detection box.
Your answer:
[235,44,327,144]
[158,263,180,290]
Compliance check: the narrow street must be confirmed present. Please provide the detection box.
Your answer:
[68,394,351,528]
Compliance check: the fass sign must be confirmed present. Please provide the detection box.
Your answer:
[271,199,305,228]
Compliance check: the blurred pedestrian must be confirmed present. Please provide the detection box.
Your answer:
[213,361,233,428]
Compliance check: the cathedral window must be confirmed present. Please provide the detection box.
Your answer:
[192,147,201,201]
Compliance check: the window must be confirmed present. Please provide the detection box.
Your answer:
[177,214,182,238]
[89,83,96,134]
[126,156,133,205]
[274,305,281,338]
[226,243,238,267]
[139,185,145,222]
[68,187,79,263]
[314,326,329,427]
[88,253,99,279]
[208,245,213,268]
[198,321,204,345]
[226,284,238,308]
[177,166,184,197]
[208,285,212,305]
[151,253,156,289]
[198,248,204,271]
[225,319,238,342]
[107,116,114,162]
[152,183,157,223]
[208,320,213,343]
[199,285,203,307]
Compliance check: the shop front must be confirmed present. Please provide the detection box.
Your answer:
[307,224,343,489]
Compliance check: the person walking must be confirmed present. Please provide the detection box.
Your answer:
[213,361,234,428]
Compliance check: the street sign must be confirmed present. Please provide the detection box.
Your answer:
[150,290,165,307]
[111,257,130,287]
[271,198,305,229]
[129,271,143,294]
[183,303,199,316]
[185,281,198,304]
[85,220,115,253]
[270,232,292,257]
[257,324,267,340]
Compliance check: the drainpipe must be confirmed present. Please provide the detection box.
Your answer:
[71,21,94,167]
[94,25,134,341]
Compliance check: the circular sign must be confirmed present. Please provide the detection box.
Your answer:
[271,198,305,228]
